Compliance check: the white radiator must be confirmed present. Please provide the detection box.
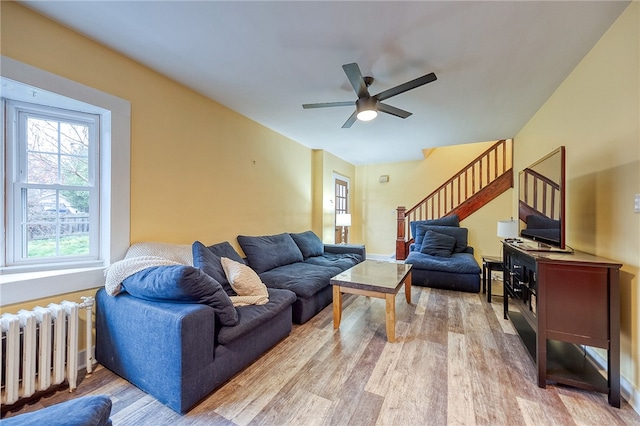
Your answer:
[0,296,94,405]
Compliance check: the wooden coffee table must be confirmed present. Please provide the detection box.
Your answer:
[330,260,412,342]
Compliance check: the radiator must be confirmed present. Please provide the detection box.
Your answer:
[0,296,94,405]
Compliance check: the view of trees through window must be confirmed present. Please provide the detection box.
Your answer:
[23,115,93,258]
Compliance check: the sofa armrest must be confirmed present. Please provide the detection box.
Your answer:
[95,288,216,413]
[463,246,474,255]
[324,243,366,259]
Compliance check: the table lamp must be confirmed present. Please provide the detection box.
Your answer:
[336,213,351,244]
[497,218,519,242]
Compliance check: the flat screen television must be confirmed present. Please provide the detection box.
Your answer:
[517,146,570,252]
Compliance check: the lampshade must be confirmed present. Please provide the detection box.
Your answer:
[336,213,352,227]
[356,98,378,121]
[497,218,518,239]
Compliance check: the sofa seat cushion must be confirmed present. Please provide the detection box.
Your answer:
[238,233,304,274]
[303,253,363,270]
[405,251,481,274]
[121,265,239,326]
[258,263,342,298]
[217,288,296,345]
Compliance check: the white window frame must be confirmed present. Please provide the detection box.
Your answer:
[0,56,131,305]
[5,101,101,268]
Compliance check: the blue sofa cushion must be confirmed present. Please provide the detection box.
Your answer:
[259,262,342,298]
[238,233,304,274]
[290,230,324,258]
[205,240,246,264]
[304,253,362,270]
[192,240,236,296]
[217,288,296,345]
[121,265,238,326]
[410,214,459,239]
[420,230,456,257]
[1,395,113,426]
[526,214,560,229]
[416,225,468,253]
[405,251,481,274]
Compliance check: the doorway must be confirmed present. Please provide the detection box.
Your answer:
[334,176,349,243]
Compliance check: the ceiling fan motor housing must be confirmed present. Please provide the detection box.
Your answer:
[356,97,379,121]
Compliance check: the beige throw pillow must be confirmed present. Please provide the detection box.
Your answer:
[221,257,269,305]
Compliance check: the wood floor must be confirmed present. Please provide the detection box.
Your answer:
[4,286,640,425]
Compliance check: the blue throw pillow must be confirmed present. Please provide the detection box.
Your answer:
[415,224,468,253]
[205,241,246,264]
[290,230,324,258]
[237,233,304,274]
[410,214,459,239]
[192,240,236,296]
[121,265,238,326]
[420,230,456,257]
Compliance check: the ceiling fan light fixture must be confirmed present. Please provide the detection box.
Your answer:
[357,109,377,121]
[356,98,378,121]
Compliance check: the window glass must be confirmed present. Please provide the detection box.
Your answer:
[5,100,99,267]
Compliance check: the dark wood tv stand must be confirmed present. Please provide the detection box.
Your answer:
[502,242,622,407]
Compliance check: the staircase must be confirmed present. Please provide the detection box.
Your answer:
[396,139,513,260]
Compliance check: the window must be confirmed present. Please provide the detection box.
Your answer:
[1,57,130,304]
[4,101,100,269]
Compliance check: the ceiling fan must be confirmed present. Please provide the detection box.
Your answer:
[302,62,437,128]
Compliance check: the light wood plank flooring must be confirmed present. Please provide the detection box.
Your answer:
[4,286,640,425]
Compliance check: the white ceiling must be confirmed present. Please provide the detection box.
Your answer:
[21,1,629,165]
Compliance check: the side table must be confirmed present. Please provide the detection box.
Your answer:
[482,255,503,303]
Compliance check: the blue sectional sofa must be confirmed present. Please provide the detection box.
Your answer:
[96,286,296,414]
[404,215,481,293]
[96,232,364,413]
[238,231,365,324]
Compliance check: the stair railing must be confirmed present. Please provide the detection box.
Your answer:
[396,139,512,259]
[518,168,560,221]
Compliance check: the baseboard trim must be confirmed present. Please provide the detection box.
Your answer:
[586,347,639,414]
[366,253,398,262]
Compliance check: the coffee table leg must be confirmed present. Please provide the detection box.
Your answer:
[405,271,412,304]
[333,285,342,329]
[385,293,396,342]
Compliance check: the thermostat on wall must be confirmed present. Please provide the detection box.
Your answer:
[379,175,389,183]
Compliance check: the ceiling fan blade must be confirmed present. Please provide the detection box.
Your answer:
[375,72,437,101]
[341,110,358,128]
[302,101,354,109]
[342,63,370,99]
[378,103,412,119]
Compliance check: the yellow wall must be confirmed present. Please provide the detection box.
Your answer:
[354,140,511,258]
[312,150,357,244]
[1,2,314,254]
[0,0,319,339]
[514,2,640,406]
